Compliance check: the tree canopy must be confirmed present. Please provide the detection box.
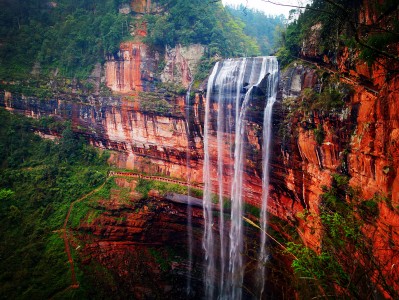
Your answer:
[144,0,260,57]
[0,0,130,79]
[276,0,399,68]
[226,5,286,55]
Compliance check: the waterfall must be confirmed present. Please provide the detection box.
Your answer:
[202,57,278,299]
[203,63,219,299]
[258,58,279,298]
[185,80,194,296]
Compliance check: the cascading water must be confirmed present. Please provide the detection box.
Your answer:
[203,63,219,299]
[202,56,278,299]
[258,58,279,298]
[185,80,194,296]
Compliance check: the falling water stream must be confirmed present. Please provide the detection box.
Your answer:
[202,57,279,299]
[185,80,194,296]
[258,58,279,298]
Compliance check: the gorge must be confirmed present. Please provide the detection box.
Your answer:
[0,0,399,299]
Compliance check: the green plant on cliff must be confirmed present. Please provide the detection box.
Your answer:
[140,97,173,115]
[313,124,325,145]
[277,0,399,69]
[135,178,202,199]
[286,172,398,299]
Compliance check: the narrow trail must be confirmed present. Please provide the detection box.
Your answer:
[110,171,204,188]
[58,170,198,293]
[60,176,110,290]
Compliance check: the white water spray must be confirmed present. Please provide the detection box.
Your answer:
[185,80,194,296]
[258,58,279,298]
[202,57,278,299]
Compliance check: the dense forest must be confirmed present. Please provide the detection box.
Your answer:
[0,109,110,298]
[0,0,285,82]
[226,5,285,55]
[144,0,260,57]
[277,0,399,67]
[0,0,131,79]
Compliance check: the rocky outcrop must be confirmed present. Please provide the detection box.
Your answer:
[105,42,148,93]
[105,42,205,93]
[269,1,399,293]
[0,94,204,183]
[105,3,205,94]
[130,0,152,14]
[160,44,205,87]
[71,177,291,299]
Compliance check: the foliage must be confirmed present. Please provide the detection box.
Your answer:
[275,14,302,67]
[359,31,399,66]
[140,97,173,116]
[0,108,109,298]
[135,178,201,199]
[285,170,398,299]
[226,5,286,55]
[282,73,350,121]
[276,0,399,68]
[144,0,260,57]
[286,242,349,285]
[148,248,173,272]
[0,188,14,201]
[0,0,130,80]
[313,124,325,145]
[193,56,218,88]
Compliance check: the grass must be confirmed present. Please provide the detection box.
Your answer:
[135,178,202,199]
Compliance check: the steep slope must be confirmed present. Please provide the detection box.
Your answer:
[271,0,399,298]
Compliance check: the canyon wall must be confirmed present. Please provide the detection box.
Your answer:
[266,1,399,295]
[271,57,399,298]
[1,94,204,183]
[71,177,290,299]
[105,42,205,93]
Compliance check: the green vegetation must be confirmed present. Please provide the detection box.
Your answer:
[148,248,175,272]
[0,108,109,298]
[276,0,399,68]
[280,70,352,148]
[226,5,286,55]
[313,124,325,145]
[144,0,260,57]
[140,96,173,115]
[285,172,397,299]
[192,56,218,89]
[135,178,202,199]
[0,0,130,80]
[283,73,351,117]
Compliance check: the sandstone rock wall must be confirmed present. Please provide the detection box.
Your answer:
[0,94,204,183]
[160,44,205,87]
[105,42,205,93]
[271,2,399,289]
[105,42,148,93]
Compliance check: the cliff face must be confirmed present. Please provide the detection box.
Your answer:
[105,4,205,94]
[105,42,147,93]
[160,44,205,87]
[105,41,204,93]
[273,59,399,298]
[269,2,399,294]
[72,177,205,299]
[1,95,204,183]
[71,177,292,299]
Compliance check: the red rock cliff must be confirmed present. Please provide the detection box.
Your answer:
[269,1,399,296]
